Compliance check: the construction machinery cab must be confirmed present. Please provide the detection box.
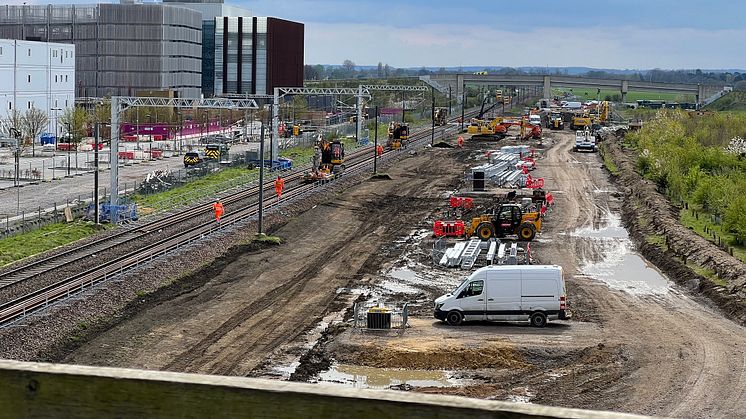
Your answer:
[549,112,564,130]
[319,138,345,173]
[434,108,448,126]
[387,122,408,149]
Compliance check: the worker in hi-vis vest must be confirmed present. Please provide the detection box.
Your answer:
[212,199,224,223]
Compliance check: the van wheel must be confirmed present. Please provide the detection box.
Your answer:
[530,312,547,328]
[446,310,463,326]
[519,223,536,241]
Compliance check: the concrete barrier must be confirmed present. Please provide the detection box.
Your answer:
[0,360,649,418]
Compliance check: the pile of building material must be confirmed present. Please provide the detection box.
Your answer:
[471,146,536,187]
[433,238,530,269]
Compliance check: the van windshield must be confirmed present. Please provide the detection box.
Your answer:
[452,276,469,295]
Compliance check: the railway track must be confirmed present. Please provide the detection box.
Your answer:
[0,115,474,327]
[0,139,389,291]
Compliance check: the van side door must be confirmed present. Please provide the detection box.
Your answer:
[521,271,560,314]
[485,269,522,321]
[456,276,486,321]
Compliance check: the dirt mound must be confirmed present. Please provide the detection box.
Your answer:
[331,340,528,370]
[432,141,454,148]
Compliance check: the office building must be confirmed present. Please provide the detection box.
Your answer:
[164,0,304,96]
[0,39,75,136]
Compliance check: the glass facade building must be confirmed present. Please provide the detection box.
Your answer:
[165,0,303,97]
[0,3,203,98]
[208,16,302,96]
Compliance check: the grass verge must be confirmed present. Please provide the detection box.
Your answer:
[280,137,359,164]
[0,221,104,266]
[134,166,258,212]
[254,234,282,245]
[599,144,619,175]
[680,206,746,264]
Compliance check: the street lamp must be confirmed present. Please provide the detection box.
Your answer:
[9,127,21,215]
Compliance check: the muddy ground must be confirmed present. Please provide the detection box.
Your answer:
[48,128,746,418]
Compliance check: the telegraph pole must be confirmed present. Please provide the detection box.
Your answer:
[94,122,100,225]
[431,86,435,145]
[460,86,465,132]
[257,121,265,234]
[373,106,378,175]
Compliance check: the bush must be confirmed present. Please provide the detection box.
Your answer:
[627,109,746,239]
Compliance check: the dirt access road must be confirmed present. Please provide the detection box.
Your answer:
[62,146,470,376]
[530,131,746,417]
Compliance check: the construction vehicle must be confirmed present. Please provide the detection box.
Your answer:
[387,122,409,149]
[570,113,592,130]
[434,108,448,126]
[321,138,345,173]
[468,118,541,141]
[519,120,542,140]
[598,101,610,123]
[574,128,597,152]
[467,117,507,139]
[549,112,564,130]
[465,203,543,241]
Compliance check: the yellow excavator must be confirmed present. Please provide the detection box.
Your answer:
[467,117,505,136]
[570,113,592,130]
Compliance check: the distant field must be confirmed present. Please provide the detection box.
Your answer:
[554,87,695,103]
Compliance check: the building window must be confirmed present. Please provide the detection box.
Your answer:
[53,50,57,58]
[28,75,31,83]
[65,75,68,82]
[1,46,4,55]
[28,48,31,56]
[28,102,31,110]
[55,75,58,83]
[8,102,11,110]
[55,99,58,107]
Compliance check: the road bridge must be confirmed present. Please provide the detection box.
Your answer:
[423,73,721,104]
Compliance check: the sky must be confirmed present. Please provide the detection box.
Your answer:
[11,0,746,70]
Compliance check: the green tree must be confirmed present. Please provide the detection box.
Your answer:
[60,106,89,146]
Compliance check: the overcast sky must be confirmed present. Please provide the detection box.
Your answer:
[12,0,746,70]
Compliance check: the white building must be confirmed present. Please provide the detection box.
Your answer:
[0,39,75,140]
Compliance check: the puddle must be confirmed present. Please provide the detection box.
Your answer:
[318,364,469,389]
[582,241,669,295]
[576,213,670,295]
[571,213,628,239]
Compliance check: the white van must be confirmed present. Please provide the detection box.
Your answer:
[528,114,542,126]
[434,265,569,327]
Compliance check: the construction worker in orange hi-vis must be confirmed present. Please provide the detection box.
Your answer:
[376,144,383,158]
[212,199,224,223]
[457,136,464,148]
[274,175,285,200]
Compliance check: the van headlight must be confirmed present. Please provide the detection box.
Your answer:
[435,303,444,311]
